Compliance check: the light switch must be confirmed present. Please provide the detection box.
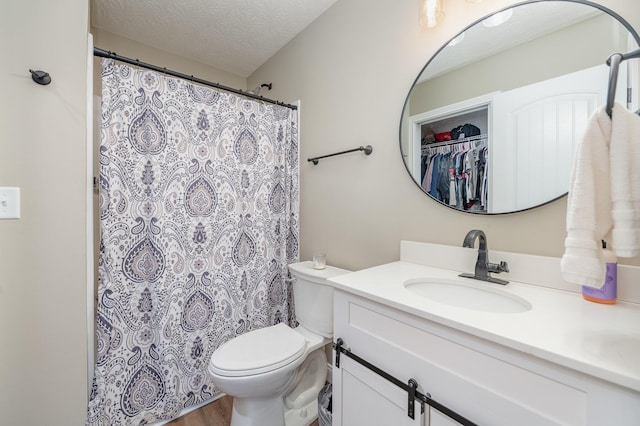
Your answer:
[0,187,20,219]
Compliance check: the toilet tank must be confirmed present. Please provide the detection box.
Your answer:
[287,261,351,338]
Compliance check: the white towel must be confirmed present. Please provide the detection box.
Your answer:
[561,103,640,287]
[561,106,611,287]
[610,103,640,256]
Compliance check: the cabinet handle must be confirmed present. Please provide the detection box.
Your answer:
[333,338,344,368]
[408,378,418,419]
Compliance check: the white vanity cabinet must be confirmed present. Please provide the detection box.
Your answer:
[331,289,640,426]
[333,354,424,426]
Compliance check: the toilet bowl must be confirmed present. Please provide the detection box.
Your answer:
[208,261,350,426]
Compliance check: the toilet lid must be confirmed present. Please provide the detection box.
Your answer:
[209,323,306,377]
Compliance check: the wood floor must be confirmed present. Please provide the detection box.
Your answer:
[167,395,320,426]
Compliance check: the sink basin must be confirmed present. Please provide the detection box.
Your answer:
[404,278,532,313]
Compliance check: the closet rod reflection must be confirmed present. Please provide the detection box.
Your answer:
[424,134,487,150]
[93,47,297,111]
[307,145,373,165]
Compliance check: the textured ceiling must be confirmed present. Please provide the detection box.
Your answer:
[419,1,601,82]
[91,0,338,77]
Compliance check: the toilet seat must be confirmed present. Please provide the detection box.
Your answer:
[209,323,306,377]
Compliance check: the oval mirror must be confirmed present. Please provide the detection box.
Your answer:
[400,0,640,214]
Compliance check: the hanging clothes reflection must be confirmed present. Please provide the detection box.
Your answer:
[421,135,488,212]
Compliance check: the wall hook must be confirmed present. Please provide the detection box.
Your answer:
[29,69,51,85]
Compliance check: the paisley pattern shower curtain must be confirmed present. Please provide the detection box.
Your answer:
[86,59,299,425]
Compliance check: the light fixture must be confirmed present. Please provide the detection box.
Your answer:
[419,0,445,28]
[482,9,513,27]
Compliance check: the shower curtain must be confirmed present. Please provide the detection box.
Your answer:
[87,59,299,425]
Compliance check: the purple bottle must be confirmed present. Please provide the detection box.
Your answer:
[582,241,617,304]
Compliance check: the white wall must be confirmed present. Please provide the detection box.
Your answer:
[0,0,90,424]
[248,0,640,272]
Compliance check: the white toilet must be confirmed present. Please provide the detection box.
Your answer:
[208,261,350,426]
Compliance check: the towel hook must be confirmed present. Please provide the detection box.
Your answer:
[605,53,623,118]
[605,48,640,118]
[29,69,51,85]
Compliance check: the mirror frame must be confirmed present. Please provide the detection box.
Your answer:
[399,0,640,215]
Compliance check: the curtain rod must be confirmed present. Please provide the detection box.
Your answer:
[93,47,297,111]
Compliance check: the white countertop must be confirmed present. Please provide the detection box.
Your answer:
[329,259,640,393]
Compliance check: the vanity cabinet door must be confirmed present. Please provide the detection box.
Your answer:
[332,355,424,426]
[429,408,462,426]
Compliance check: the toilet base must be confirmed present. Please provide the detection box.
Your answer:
[231,394,286,426]
[226,348,328,426]
[284,397,319,426]
[283,349,328,426]
[229,395,319,426]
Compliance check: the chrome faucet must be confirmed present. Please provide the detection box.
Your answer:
[459,230,509,285]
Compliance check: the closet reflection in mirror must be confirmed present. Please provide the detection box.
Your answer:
[400,0,640,214]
